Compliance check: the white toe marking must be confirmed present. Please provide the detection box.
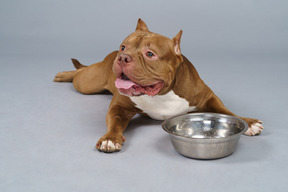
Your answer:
[98,140,122,152]
[100,140,107,150]
[107,140,115,151]
[115,143,122,150]
[253,123,263,132]
[245,122,264,136]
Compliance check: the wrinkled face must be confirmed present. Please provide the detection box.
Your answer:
[113,19,183,97]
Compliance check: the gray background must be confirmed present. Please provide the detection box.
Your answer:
[1,0,287,192]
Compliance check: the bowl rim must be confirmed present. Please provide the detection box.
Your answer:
[162,112,248,140]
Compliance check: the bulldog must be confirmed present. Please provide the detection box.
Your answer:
[54,19,263,153]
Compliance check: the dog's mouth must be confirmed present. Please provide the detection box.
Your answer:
[115,73,164,96]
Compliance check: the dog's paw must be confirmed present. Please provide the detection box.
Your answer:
[96,134,125,153]
[243,120,264,136]
[97,140,122,152]
[54,71,74,82]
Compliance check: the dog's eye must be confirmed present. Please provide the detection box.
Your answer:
[121,45,125,51]
[147,51,154,57]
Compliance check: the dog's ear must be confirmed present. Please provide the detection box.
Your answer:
[172,30,183,56]
[136,18,150,32]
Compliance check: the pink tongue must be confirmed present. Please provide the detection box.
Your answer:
[115,78,137,89]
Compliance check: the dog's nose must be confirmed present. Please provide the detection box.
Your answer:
[118,54,132,65]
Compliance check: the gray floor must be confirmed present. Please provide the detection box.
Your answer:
[1,1,288,192]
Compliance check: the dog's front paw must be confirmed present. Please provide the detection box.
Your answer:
[96,134,125,153]
[243,119,264,136]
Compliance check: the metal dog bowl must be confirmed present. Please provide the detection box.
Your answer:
[162,113,248,159]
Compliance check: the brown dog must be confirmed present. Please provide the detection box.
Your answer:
[54,19,263,152]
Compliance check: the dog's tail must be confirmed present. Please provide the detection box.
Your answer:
[71,58,87,69]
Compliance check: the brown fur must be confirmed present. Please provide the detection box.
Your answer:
[54,19,263,152]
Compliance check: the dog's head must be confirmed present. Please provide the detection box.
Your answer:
[113,19,183,97]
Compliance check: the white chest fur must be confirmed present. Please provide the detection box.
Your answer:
[130,91,196,120]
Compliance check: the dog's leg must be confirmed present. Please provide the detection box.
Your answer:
[96,93,138,153]
[54,58,87,82]
[204,94,264,136]
[54,64,106,94]
[54,70,82,82]
[54,51,118,94]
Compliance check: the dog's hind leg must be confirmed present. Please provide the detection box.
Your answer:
[54,51,118,95]
[54,70,78,82]
[54,58,87,82]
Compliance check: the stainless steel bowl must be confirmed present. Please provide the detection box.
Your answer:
[162,113,248,159]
